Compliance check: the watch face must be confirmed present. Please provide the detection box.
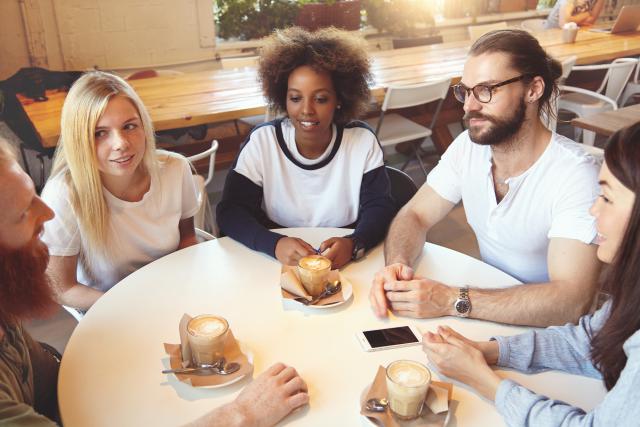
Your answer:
[455,299,470,314]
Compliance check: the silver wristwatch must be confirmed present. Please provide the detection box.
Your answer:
[454,286,471,318]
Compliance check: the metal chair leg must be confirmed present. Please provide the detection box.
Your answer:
[400,140,429,177]
[412,141,429,177]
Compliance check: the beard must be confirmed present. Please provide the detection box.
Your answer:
[464,98,527,147]
[0,238,57,325]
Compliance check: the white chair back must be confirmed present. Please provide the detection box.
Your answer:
[620,57,640,106]
[602,58,638,102]
[381,78,451,111]
[187,141,218,234]
[520,19,547,32]
[187,139,218,187]
[468,21,508,42]
[572,59,637,102]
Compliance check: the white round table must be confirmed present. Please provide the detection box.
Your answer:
[59,228,606,426]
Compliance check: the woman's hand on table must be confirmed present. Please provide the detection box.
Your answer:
[275,237,315,266]
[423,326,501,401]
[319,237,353,269]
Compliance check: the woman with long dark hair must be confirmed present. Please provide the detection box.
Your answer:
[423,123,640,425]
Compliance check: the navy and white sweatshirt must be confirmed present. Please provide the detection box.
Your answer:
[217,118,397,258]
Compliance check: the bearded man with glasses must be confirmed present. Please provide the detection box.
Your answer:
[370,29,601,327]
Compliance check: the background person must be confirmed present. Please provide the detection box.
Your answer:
[546,0,606,29]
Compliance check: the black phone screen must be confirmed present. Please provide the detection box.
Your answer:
[363,326,419,348]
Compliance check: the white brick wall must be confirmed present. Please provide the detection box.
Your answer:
[0,1,31,80]
[0,0,216,79]
[54,0,215,70]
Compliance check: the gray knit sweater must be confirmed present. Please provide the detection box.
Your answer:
[493,302,640,426]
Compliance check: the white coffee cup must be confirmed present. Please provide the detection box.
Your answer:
[562,24,579,43]
[386,360,431,420]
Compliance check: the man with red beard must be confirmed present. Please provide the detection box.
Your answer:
[0,139,309,426]
[0,140,59,425]
[370,29,602,327]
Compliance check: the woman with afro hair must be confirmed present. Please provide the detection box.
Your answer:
[217,26,396,269]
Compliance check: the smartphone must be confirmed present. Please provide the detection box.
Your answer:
[356,325,422,352]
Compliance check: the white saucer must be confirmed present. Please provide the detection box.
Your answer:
[292,272,353,309]
[189,341,254,389]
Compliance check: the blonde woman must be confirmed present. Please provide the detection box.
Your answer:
[41,71,199,311]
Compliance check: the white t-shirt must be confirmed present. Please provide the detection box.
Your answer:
[41,152,199,292]
[234,118,384,227]
[426,131,599,283]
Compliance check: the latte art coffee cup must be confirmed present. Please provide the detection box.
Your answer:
[297,255,332,297]
[385,360,431,420]
[187,315,229,366]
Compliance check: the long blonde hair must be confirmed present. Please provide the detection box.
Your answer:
[50,71,159,256]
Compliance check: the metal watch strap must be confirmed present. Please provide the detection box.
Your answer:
[454,286,471,318]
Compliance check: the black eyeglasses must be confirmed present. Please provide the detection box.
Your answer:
[453,75,530,104]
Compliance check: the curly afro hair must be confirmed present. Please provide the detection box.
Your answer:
[258,26,372,125]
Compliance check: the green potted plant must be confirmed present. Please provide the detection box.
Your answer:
[215,0,300,40]
[363,0,442,48]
